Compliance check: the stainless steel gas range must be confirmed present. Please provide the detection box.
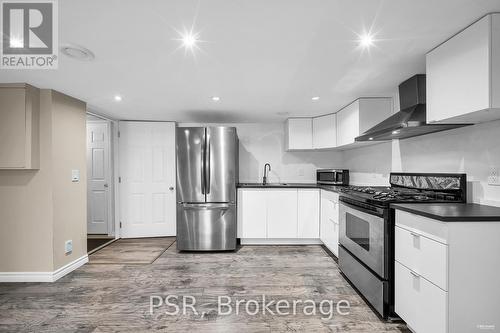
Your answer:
[337,172,467,319]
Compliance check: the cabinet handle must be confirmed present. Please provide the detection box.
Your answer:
[410,232,420,238]
[410,270,420,278]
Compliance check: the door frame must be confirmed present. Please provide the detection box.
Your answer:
[86,111,118,238]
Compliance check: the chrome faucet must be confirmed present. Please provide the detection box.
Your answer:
[263,163,271,185]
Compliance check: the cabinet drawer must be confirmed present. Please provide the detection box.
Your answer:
[395,261,447,333]
[395,225,448,290]
[396,210,448,244]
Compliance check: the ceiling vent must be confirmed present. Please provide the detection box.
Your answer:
[60,44,95,61]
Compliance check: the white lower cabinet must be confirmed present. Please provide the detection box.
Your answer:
[395,225,448,291]
[320,190,339,256]
[237,189,267,238]
[394,209,500,333]
[237,188,320,243]
[267,190,298,238]
[395,261,447,333]
[298,189,320,238]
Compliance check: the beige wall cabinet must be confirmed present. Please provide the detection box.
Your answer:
[336,98,393,148]
[285,118,313,150]
[426,13,500,124]
[312,114,336,149]
[0,84,40,169]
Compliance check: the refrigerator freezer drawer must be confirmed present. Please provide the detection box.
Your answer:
[177,203,237,251]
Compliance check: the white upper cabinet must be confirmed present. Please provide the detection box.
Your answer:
[336,98,393,148]
[285,118,313,150]
[312,114,336,149]
[426,13,500,124]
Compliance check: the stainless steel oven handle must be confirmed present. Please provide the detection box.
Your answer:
[339,200,385,217]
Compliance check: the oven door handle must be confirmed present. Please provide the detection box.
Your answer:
[339,200,385,218]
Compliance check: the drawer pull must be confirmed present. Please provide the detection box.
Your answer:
[410,232,420,238]
[410,270,420,278]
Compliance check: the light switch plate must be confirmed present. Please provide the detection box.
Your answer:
[71,169,80,182]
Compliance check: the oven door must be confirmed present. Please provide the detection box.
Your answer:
[339,200,386,278]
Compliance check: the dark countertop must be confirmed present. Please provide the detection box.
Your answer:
[391,203,500,222]
[237,183,345,193]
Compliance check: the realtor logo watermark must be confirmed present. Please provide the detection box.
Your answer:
[150,295,351,321]
[1,0,58,69]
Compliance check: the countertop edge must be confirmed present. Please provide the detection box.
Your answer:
[237,183,344,193]
[391,203,500,222]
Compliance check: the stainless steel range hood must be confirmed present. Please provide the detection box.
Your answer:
[355,74,471,141]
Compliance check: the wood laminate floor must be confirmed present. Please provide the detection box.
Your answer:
[89,237,175,264]
[0,240,409,333]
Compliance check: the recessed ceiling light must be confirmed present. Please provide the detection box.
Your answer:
[182,32,198,48]
[211,96,220,102]
[359,33,374,48]
[60,44,95,61]
[392,130,400,135]
[312,96,320,101]
[114,95,122,102]
[368,137,374,141]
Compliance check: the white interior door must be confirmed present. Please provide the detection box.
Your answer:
[119,121,176,238]
[87,121,112,235]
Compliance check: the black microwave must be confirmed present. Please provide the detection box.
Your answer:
[316,169,349,185]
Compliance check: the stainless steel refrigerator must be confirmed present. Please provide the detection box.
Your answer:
[176,127,238,251]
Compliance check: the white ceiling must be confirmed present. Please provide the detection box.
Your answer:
[1,0,500,122]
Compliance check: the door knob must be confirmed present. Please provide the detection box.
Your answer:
[169,186,174,191]
[104,183,109,188]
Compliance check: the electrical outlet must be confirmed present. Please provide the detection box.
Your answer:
[65,240,73,254]
[488,167,500,186]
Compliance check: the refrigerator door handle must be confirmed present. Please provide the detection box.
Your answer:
[200,130,206,195]
[182,203,229,210]
[205,134,211,194]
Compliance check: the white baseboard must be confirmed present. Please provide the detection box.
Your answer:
[52,254,89,281]
[241,238,322,245]
[0,254,88,283]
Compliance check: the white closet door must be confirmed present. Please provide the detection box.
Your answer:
[87,121,111,235]
[119,121,176,238]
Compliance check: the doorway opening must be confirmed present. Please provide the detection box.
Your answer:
[86,113,116,253]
